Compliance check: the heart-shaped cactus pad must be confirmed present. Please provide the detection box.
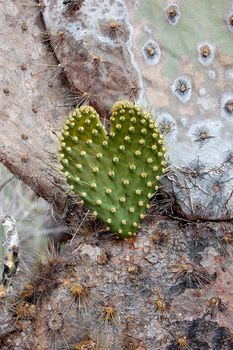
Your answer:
[59,101,166,238]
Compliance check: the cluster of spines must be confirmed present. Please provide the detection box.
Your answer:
[142,40,161,65]
[59,101,166,238]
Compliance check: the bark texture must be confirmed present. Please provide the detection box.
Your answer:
[1,217,233,349]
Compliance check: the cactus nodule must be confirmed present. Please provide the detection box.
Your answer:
[59,101,166,238]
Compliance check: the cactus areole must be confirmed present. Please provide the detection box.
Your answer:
[59,101,166,238]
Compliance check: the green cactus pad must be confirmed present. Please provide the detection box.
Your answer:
[59,101,166,238]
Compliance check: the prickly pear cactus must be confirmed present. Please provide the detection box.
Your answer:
[2,2,233,350]
[59,101,166,238]
[42,0,233,221]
